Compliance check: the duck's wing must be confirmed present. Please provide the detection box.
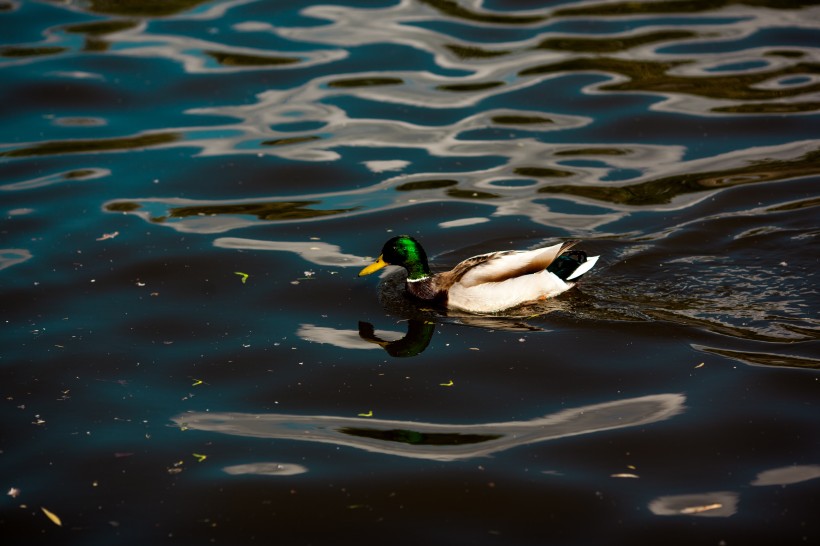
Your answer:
[450,241,575,288]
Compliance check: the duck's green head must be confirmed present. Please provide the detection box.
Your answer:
[358,235,431,280]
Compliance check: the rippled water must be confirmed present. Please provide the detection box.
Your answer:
[1,1,819,544]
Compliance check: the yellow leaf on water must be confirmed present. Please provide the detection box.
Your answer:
[234,272,249,284]
[41,506,62,526]
[439,380,454,387]
[358,410,373,417]
[193,453,207,462]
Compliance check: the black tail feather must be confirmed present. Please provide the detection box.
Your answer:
[547,250,588,281]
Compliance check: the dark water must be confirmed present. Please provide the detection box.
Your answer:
[2,0,819,544]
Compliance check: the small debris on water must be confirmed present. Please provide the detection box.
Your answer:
[680,503,723,515]
[41,506,62,526]
[96,231,119,241]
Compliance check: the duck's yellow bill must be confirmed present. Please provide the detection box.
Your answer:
[359,255,388,276]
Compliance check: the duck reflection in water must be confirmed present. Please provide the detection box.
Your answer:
[357,315,546,357]
[299,314,547,358]
[299,314,546,358]
[296,321,434,357]
[357,320,435,357]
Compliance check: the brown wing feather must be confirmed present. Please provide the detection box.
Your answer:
[448,253,503,283]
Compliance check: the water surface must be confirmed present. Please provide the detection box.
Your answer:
[1,0,818,544]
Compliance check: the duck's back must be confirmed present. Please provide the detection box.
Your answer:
[453,243,568,288]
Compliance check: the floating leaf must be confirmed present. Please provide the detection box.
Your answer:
[440,380,454,387]
[191,379,203,386]
[357,410,373,417]
[192,453,207,462]
[41,506,62,526]
[234,271,249,284]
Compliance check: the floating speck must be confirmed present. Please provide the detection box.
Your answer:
[41,506,62,527]
[680,503,723,514]
[96,231,119,241]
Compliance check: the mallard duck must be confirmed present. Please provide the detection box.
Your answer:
[358,235,599,313]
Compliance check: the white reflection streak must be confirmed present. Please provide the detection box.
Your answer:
[648,463,820,518]
[0,249,33,271]
[439,217,490,228]
[751,464,820,486]
[1,168,110,191]
[363,160,410,173]
[112,33,346,75]
[649,492,738,518]
[214,237,368,267]
[297,324,401,350]
[171,393,685,462]
[223,462,308,477]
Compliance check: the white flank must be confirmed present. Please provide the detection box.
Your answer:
[448,270,570,313]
